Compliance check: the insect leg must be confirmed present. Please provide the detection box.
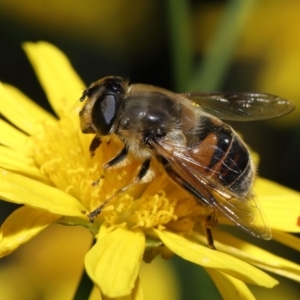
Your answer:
[103,146,128,169]
[91,146,129,186]
[88,158,152,222]
[204,213,217,249]
[205,228,215,249]
[133,158,151,183]
[88,184,130,222]
[89,135,102,157]
[160,158,216,249]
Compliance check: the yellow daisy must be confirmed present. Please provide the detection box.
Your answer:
[0,41,300,300]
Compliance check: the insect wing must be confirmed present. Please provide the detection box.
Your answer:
[152,139,272,240]
[207,191,272,240]
[182,92,295,121]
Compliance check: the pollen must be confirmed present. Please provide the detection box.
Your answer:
[32,116,106,210]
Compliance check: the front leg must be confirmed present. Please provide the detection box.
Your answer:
[91,145,129,186]
[104,146,151,183]
[88,158,152,222]
[89,134,129,169]
[103,146,128,169]
[89,135,102,157]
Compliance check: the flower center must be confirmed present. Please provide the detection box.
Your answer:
[31,115,207,232]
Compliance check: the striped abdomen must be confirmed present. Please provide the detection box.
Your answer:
[186,115,254,197]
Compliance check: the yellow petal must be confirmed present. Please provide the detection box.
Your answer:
[0,206,60,257]
[0,83,56,135]
[23,41,85,117]
[0,169,86,217]
[102,277,144,300]
[85,227,145,298]
[0,145,50,182]
[196,230,300,283]
[0,119,29,150]
[254,178,300,232]
[273,230,300,252]
[154,229,277,287]
[206,269,256,300]
[131,277,144,300]
[0,145,32,164]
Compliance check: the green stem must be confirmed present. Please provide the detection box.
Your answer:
[167,0,193,91]
[189,0,256,91]
[73,240,95,300]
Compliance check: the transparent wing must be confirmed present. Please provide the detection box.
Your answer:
[182,92,295,121]
[152,140,272,240]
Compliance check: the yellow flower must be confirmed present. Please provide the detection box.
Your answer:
[0,41,300,299]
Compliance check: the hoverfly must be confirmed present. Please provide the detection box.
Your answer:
[79,76,294,248]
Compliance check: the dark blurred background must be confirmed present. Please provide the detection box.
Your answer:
[0,0,299,299]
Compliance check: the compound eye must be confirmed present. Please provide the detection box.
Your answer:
[92,94,118,135]
[104,80,124,94]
